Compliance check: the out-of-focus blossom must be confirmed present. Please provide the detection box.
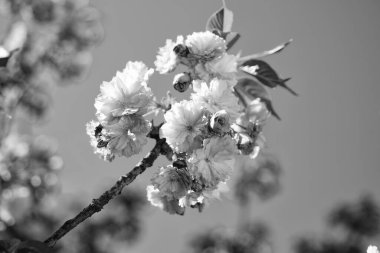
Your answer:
[154,35,184,74]
[0,133,62,228]
[2,21,27,52]
[368,245,379,253]
[245,98,270,124]
[0,47,9,58]
[188,136,237,188]
[191,78,241,120]
[234,151,281,202]
[185,31,226,61]
[203,181,230,200]
[0,186,32,224]
[95,61,154,126]
[160,100,207,153]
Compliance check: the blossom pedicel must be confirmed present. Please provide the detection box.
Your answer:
[87,2,295,215]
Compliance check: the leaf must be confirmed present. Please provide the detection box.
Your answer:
[14,241,51,253]
[206,3,240,51]
[206,5,234,33]
[238,39,293,61]
[240,59,297,96]
[234,78,281,120]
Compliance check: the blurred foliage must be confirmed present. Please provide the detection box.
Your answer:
[0,1,152,252]
[0,187,147,253]
[188,150,281,253]
[189,222,272,253]
[234,150,282,204]
[57,189,147,253]
[294,194,380,253]
[0,134,62,233]
[0,0,103,119]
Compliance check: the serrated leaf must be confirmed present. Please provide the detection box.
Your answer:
[234,78,281,120]
[206,5,234,33]
[240,59,297,96]
[15,241,51,253]
[238,39,293,62]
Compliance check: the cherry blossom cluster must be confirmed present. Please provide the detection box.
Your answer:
[87,4,294,215]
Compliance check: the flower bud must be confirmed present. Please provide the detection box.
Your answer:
[173,72,192,92]
[210,110,230,134]
[173,44,190,57]
[236,134,254,155]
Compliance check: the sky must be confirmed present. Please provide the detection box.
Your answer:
[8,0,380,252]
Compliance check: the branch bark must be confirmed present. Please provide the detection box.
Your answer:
[44,126,168,247]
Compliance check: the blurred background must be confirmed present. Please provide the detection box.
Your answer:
[1,0,380,253]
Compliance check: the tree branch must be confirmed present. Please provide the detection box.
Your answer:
[44,128,167,247]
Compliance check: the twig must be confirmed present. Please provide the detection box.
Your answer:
[222,0,227,9]
[44,128,167,247]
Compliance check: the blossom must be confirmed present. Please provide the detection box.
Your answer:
[188,136,237,188]
[85,120,115,162]
[233,115,266,157]
[146,185,164,209]
[368,246,379,253]
[94,61,154,125]
[191,78,242,120]
[209,110,231,134]
[160,100,207,153]
[203,181,230,200]
[185,31,226,60]
[146,185,186,215]
[105,116,151,158]
[178,182,229,212]
[245,98,270,124]
[154,35,184,74]
[151,165,191,199]
[179,191,205,211]
[195,53,238,82]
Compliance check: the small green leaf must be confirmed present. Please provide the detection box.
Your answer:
[206,5,234,33]
[234,78,281,120]
[14,241,51,253]
[240,59,297,96]
[238,39,293,61]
